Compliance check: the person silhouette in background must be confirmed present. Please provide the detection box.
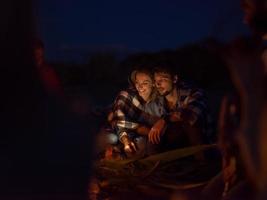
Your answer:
[0,1,92,199]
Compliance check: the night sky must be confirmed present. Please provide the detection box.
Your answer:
[36,0,249,63]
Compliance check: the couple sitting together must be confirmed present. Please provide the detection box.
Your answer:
[107,64,213,158]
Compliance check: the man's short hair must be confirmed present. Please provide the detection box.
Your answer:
[153,64,177,80]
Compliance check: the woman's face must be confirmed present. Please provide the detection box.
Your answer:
[135,72,154,102]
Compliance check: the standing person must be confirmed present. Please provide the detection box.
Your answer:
[202,1,267,199]
[231,0,267,198]
[0,1,92,199]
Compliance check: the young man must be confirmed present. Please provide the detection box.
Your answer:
[147,65,213,155]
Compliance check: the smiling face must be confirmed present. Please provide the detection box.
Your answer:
[135,72,154,102]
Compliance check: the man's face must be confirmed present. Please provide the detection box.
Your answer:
[135,72,154,101]
[154,72,174,96]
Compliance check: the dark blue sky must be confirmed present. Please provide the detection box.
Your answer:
[36,0,249,62]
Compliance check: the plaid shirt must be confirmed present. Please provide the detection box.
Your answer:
[163,81,214,141]
[110,88,163,141]
[110,82,213,142]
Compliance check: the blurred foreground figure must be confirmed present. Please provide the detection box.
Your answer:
[0,1,92,199]
[203,0,267,199]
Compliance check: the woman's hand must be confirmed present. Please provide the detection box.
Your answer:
[121,135,137,154]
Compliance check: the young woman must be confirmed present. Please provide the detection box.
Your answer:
[109,68,163,156]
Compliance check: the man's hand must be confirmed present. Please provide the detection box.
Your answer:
[121,135,137,154]
[148,119,166,144]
